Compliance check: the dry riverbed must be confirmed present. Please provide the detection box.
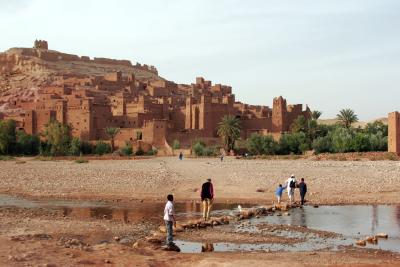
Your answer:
[0,156,399,266]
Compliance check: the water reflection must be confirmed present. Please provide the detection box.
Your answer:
[201,243,214,252]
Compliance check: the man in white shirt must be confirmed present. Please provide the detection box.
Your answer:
[286,174,297,204]
[164,194,176,247]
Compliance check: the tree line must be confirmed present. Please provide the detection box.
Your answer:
[212,109,388,156]
[0,120,155,156]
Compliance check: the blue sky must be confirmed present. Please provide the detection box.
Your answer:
[1,0,399,120]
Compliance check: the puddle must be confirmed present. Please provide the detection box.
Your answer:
[0,194,248,223]
[251,205,400,252]
[175,205,400,253]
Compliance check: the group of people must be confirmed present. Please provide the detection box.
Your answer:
[164,175,308,249]
[275,174,307,205]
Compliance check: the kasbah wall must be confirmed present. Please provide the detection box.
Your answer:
[388,111,400,155]
[0,40,312,154]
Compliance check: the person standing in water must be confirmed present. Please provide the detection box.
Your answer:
[275,184,286,204]
[298,178,308,205]
[163,194,176,248]
[286,174,297,204]
[201,178,214,220]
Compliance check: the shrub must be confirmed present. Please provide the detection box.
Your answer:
[74,158,89,164]
[80,141,94,154]
[0,155,14,161]
[69,137,81,156]
[246,134,278,155]
[192,141,205,156]
[0,120,16,154]
[43,120,71,156]
[192,140,217,156]
[172,139,180,150]
[120,141,133,156]
[135,147,144,156]
[278,132,309,155]
[312,136,332,154]
[330,127,354,153]
[94,141,111,155]
[15,131,40,155]
[146,148,158,156]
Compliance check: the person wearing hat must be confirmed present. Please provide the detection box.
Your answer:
[285,174,297,204]
[200,178,214,220]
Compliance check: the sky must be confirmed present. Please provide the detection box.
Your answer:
[0,0,399,120]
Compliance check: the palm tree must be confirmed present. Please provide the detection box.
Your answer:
[336,109,358,128]
[105,127,120,152]
[217,115,241,152]
[311,110,322,120]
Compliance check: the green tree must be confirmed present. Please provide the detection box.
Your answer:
[0,120,16,154]
[290,115,308,133]
[105,127,120,152]
[43,120,71,156]
[217,115,241,152]
[15,131,40,155]
[364,121,388,136]
[278,132,309,155]
[336,109,358,128]
[246,134,278,155]
[69,137,81,156]
[311,110,322,120]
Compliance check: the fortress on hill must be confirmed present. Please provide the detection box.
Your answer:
[0,40,311,154]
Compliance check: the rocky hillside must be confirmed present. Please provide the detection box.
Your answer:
[0,43,163,112]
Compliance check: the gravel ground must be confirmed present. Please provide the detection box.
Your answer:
[1,157,399,204]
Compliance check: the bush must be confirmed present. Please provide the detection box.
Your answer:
[43,120,71,156]
[330,127,354,153]
[15,131,40,155]
[94,141,111,155]
[192,140,217,156]
[146,148,158,156]
[312,136,332,154]
[246,134,278,155]
[278,132,309,155]
[0,120,16,154]
[120,141,133,156]
[172,139,180,150]
[135,147,144,156]
[69,137,81,156]
[0,155,14,161]
[74,158,89,164]
[80,141,94,154]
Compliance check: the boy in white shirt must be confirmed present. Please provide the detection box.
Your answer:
[164,194,176,247]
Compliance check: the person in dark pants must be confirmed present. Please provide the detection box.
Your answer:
[298,178,307,205]
[201,178,214,220]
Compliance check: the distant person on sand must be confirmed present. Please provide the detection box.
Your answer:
[286,175,297,204]
[164,194,176,248]
[220,153,224,162]
[179,152,183,160]
[201,178,214,220]
[298,178,307,205]
[275,184,286,204]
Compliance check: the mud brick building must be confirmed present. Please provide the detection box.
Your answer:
[0,40,311,154]
[388,111,400,155]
